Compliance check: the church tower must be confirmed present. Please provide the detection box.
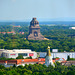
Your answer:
[27,18,45,40]
[45,46,55,67]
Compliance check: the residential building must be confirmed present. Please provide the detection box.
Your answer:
[39,52,75,60]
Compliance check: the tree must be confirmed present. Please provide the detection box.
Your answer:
[67,71,75,75]
[26,56,32,59]
[16,55,24,59]
[70,49,74,52]
[67,55,70,61]
[13,64,16,68]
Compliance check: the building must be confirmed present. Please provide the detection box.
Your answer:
[27,18,45,40]
[39,52,75,60]
[0,31,15,34]
[61,61,75,66]
[54,58,66,63]
[0,53,66,67]
[0,49,37,59]
[69,27,75,29]
[0,57,65,67]
[0,58,56,67]
[13,25,21,28]
[19,32,24,34]
[45,46,55,67]
[0,59,38,67]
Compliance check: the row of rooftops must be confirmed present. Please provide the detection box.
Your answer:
[0,57,75,67]
[13,25,21,27]
[0,31,15,34]
[0,58,45,65]
[61,61,75,66]
[0,58,66,65]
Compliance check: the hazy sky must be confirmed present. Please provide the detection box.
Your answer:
[0,0,75,21]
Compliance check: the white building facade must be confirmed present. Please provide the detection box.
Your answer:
[2,49,37,59]
[39,52,75,60]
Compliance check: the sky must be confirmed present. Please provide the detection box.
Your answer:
[0,0,75,21]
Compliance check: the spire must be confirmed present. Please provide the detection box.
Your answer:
[47,46,51,56]
[45,45,55,67]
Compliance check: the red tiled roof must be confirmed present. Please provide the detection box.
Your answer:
[38,62,45,64]
[0,32,15,34]
[13,26,20,27]
[17,59,38,64]
[54,58,60,60]
[38,58,45,62]
[0,32,6,34]
[62,58,66,61]
[7,32,15,33]
[61,61,67,63]
[53,58,66,61]
[53,60,55,62]
[0,58,55,65]
[0,60,6,63]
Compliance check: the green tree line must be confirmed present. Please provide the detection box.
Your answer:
[0,25,75,52]
[0,63,75,75]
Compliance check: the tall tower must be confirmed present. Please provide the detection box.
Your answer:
[27,18,45,40]
[45,46,55,67]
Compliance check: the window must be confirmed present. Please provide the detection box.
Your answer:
[18,53,28,56]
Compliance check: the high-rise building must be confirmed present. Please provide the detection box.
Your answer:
[27,18,45,40]
[45,46,55,67]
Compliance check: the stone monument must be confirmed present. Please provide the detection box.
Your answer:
[27,18,45,40]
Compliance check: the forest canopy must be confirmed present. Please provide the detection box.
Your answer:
[0,25,75,52]
[0,63,75,75]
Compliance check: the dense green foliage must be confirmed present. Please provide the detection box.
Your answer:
[69,58,75,60]
[16,55,24,59]
[67,55,70,61]
[0,25,75,52]
[25,56,32,59]
[0,57,15,60]
[0,63,75,75]
[67,56,75,61]
[0,24,75,75]
[0,56,32,60]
